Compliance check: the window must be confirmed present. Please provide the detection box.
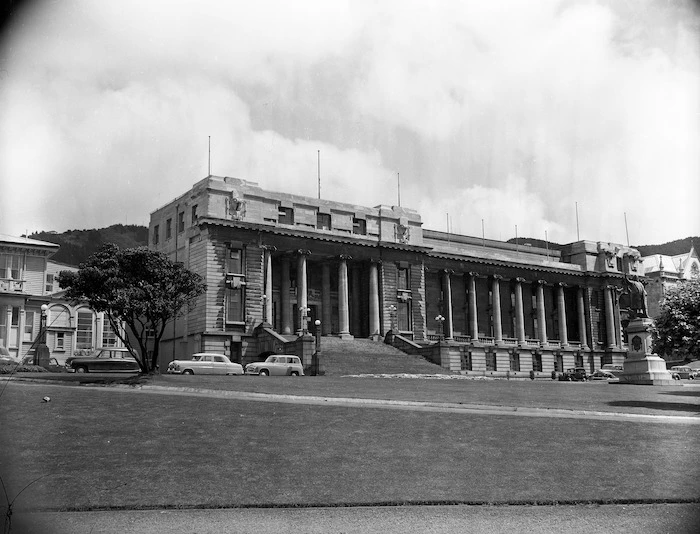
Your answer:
[226,248,245,323]
[102,320,118,347]
[486,351,497,371]
[153,225,160,245]
[23,311,34,342]
[574,354,584,368]
[616,257,623,271]
[77,311,94,349]
[166,219,172,239]
[316,212,331,230]
[278,206,294,225]
[532,353,543,372]
[191,205,198,225]
[352,217,366,235]
[178,212,185,233]
[461,351,472,371]
[0,254,21,280]
[397,301,411,331]
[397,267,409,290]
[55,332,65,351]
[45,274,54,293]
[510,352,520,371]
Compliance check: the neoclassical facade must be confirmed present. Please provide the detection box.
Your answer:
[149,176,642,376]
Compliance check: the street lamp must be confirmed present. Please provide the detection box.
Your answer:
[36,304,50,366]
[435,314,445,342]
[314,319,321,353]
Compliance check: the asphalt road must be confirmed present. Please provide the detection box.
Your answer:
[11,503,700,534]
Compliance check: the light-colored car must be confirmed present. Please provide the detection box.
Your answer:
[65,347,140,373]
[589,370,619,381]
[245,355,304,376]
[669,366,696,380]
[167,353,244,375]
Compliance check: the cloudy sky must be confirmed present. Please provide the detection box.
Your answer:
[1,0,698,246]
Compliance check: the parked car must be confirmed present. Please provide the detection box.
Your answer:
[167,353,244,375]
[670,366,696,380]
[245,355,304,376]
[558,367,588,381]
[601,364,623,373]
[65,347,140,373]
[589,370,618,381]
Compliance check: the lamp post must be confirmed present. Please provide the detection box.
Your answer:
[435,314,445,342]
[35,304,50,367]
[314,319,321,353]
[313,319,324,376]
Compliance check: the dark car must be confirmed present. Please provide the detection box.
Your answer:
[65,347,140,373]
[558,367,588,381]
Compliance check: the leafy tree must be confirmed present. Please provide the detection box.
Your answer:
[58,244,206,373]
[652,278,700,361]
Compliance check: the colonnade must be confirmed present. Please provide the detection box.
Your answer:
[263,249,381,339]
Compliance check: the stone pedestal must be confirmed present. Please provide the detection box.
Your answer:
[620,318,675,385]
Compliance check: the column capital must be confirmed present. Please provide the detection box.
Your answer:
[555,282,568,288]
[492,274,503,281]
[297,249,311,256]
[536,279,548,286]
[261,244,277,252]
[514,277,527,283]
[369,257,382,265]
[338,254,352,261]
[467,271,480,278]
[442,269,455,275]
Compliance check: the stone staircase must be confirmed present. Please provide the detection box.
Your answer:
[318,336,449,376]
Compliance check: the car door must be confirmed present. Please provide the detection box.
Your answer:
[200,355,214,374]
[213,356,228,375]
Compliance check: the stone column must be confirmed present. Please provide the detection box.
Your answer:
[262,246,275,325]
[557,283,568,346]
[491,275,503,344]
[321,263,332,335]
[468,272,478,340]
[577,287,588,348]
[604,286,616,349]
[612,287,622,348]
[514,278,526,343]
[338,255,352,339]
[296,250,309,335]
[368,261,380,339]
[351,265,361,336]
[442,270,454,340]
[281,257,292,334]
[536,281,547,344]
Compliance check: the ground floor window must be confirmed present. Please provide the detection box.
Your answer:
[102,320,117,347]
[23,311,34,342]
[77,310,94,349]
[532,353,543,372]
[397,301,411,331]
[461,351,472,371]
[226,287,245,323]
[486,351,496,371]
[509,352,520,371]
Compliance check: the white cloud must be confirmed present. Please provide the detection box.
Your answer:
[0,0,697,246]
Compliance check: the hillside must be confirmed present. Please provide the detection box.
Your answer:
[29,225,148,266]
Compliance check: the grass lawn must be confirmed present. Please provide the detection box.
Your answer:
[1,381,699,512]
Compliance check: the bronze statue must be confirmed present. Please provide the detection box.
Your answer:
[624,275,649,318]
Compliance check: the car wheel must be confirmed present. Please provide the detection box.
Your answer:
[259,369,269,376]
[183,369,194,375]
[75,366,88,373]
[290,371,299,376]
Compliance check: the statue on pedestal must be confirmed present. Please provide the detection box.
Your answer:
[624,275,648,319]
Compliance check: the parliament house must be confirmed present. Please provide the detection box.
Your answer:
[149,175,641,377]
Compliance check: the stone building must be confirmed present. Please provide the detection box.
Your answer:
[641,245,699,319]
[149,175,643,377]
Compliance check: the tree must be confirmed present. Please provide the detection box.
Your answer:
[58,244,206,373]
[652,278,700,361]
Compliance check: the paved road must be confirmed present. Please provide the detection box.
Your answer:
[11,503,700,534]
